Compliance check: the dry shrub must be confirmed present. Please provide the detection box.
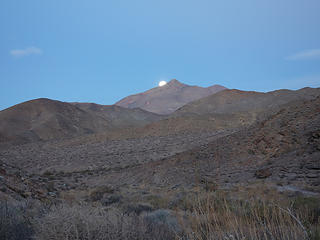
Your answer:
[34,204,176,240]
[181,193,320,240]
[0,200,34,240]
[89,185,114,201]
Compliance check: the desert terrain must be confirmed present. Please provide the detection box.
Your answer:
[0,80,319,239]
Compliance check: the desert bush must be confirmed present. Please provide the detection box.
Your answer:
[89,185,114,201]
[34,203,177,240]
[292,196,320,224]
[180,193,320,240]
[144,194,170,209]
[0,200,33,240]
[123,202,153,215]
[144,209,180,233]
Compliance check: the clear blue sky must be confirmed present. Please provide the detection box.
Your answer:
[1,0,320,110]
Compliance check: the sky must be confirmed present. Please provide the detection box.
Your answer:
[1,0,320,110]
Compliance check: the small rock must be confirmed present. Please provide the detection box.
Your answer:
[255,168,272,179]
[48,192,57,197]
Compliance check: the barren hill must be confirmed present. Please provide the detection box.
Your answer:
[115,96,320,192]
[124,87,320,136]
[71,102,163,128]
[174,87,320,116]
[3,95,318,196]
[115,79,226,114]
[0,98,111,145]
[0,99,163,146]
[1,87,319,206]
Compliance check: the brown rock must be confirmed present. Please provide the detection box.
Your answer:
[255,168,272,179]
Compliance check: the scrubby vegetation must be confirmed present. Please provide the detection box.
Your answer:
[1,192,319,240]
[0,201,33,240]
[0,200,176,240]
[34,204,176,240]
[181,194,320,240]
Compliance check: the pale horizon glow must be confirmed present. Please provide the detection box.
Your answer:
[158,81,167,87]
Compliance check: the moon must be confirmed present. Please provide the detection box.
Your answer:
[158,81,167,87]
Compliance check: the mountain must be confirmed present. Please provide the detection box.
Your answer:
[115,79,227,114]
[4,95,318,193]
[0,98,163,146]
[1,85,319,206]
[174,87,320,117]
[124,87,320,136]
[126,95,320,190]
[0,98,111,145]
[71,102,163,128]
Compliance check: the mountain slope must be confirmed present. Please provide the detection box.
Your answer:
[122,87,320,136]
[0,98,111,145]
[115,79,226,114]
[174,87,320,116]
[124,96,320,191]
[71,102,163,128]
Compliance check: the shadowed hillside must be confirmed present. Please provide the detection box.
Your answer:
[123,87,320,136]
[174,87,320,116]
[0,99,163,146]
[0,98,111,145]
[133,96,320,191]
[71,102,164,128]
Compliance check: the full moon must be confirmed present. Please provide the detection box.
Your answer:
[158,81,167,87]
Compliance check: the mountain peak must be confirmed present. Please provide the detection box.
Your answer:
[167,79,182,85]
[163,79,186,88]
[115,80,227,114]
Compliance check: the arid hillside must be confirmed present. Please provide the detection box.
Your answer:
[71,102,163,128]
[0,99,163,146]
[0,85,319,205]
[121,87,320,136]
[0,86,319,240]
[0,98,111,145]
[174,87,320,116]
[133,96,320,191]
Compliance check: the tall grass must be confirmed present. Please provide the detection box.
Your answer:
[0,200,34,240]
[34,204,176,240]
[180,193,320,240]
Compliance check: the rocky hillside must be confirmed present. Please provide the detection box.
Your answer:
[71,102,163,128]
[0,99,163,146]
[136,96,320,192]
[174,87,320,116]
[115,79,226,114]
[123,87,320,136]
[0,98,112,145]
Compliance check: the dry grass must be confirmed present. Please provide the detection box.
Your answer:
[34,204,176,240]
[180,193,320,240]
[0,200,34,240]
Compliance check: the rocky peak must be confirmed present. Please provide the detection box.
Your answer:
[166,79,185,88]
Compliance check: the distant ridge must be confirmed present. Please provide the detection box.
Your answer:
[174,87,320,116]
[115,79,227,114]
[71,102,163,128]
